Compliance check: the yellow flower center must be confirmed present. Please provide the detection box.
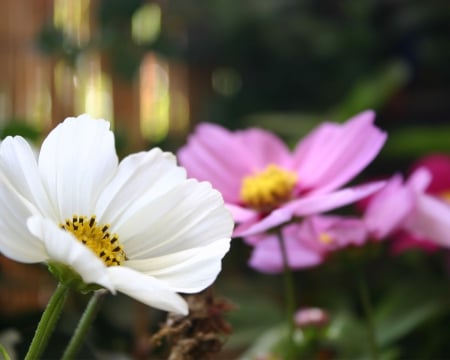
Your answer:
[440,190,450,203]
[240,164,298,212]
[319,232,334,245]
[60,215,127,266]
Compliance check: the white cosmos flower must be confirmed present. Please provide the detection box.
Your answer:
[0,114,233,315]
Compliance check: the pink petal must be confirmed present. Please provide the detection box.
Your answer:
[247,216,367,273]
[178,124,250,202]
[404,193,450,247]
[248,231,323,273]
[293,110,386,193]
[304,215,368,248]
[237,181,385,236]
[234,207,293,237]
[234,128,292,168]
[410,154,450,194]
[226,204,258,223]
[406,167,432,193]
[390,230,439,254]
[364,175,415,239]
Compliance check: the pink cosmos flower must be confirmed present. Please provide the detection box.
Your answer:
[411,154,450,195]
[248,215,367,273]
[363,165,450,250]
[178,110,386,237]
[394,154,450,252]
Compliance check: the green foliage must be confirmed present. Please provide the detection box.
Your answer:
[0,121,41,143]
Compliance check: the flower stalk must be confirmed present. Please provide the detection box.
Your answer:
[62,290,107,360]
[0,344,12,360]
[25,283,69,360]
[276,228,297,360]
[357,270,379,360]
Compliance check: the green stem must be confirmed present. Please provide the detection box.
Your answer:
[276,229,296,360]
[25,283,69,360]
[62,290,106,360]
[357,271,378,360]
[0,344,12,360]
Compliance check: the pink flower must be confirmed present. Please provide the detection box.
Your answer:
[248,215,367,273]
[390,230,439,254]
[363,170,429,240]
[178,110,386,236]
[363,166,450,250]
[294,307,329,327]
[410,154,450,195]
[405,154,450,250]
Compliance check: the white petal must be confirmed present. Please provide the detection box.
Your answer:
[125,238,230,293]
[27,215,114,292]
[107,266,188,315]
[38,115,118,221]
[0,136,56,217]
[117,180,233,258]
[0,180,46,263]
[95,149,186,225]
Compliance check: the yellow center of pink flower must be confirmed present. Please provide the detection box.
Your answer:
[240,164,298,212]
[440,190,450,203]
[319,232,333,245]
[60,215,127,266]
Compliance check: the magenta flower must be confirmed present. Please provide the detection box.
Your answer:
[178,110,386,236]
[247,215,367,273]
[390,231,438,254]
[410,154,450,195]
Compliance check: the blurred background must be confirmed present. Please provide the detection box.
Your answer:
[1,0,450,359]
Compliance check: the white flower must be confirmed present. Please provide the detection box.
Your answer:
[0,114,233,315]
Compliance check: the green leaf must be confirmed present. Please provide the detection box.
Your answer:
[374,281,448,347]
[382,126,450,159]
[330,60,410,121]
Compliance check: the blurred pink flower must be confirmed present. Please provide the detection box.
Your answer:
[248,215,367,273]
[364,163,450,250]
[390,230,439,254]
[363,169,429,240]
[411,154,450,195]
[392,154,450,252]
[178,110,386,236]
[294,307,329,327]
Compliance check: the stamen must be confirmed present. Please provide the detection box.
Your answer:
[240,164,298,212]
[319,232,333,245]
[440,190,450,203]
[60,215,127,267]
